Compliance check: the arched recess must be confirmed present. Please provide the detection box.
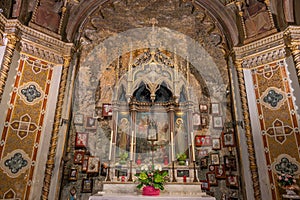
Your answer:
[57,1,247,200]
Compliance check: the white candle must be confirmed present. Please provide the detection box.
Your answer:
[108,130,113,161]
[130,131,134,161]
[191,132,195,161]
[171,131,174,161]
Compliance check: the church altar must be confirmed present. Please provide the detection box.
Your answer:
[89,183,216,200]
[88,194,216,200]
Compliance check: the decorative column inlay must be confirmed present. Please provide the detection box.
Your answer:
[41,56,71,200]
[235,60,261,200]
[0,34,18,103]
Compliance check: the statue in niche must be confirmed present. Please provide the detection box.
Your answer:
[34,0,62,32]
[117,118,129,151]
[243,0,272,38]
[147,118,158,141]
[175,118,188,155]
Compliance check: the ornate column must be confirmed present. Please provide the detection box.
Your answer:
[0,34,18,103]
[284,27,300,85]
[289,44,300,84]
[235,1,247,39]
[42,56,71,200]
[235,59,261,200]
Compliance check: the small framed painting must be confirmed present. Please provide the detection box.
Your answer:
[102,104,113,117]
[215,165,226,179]
[69,167,78,181]
[81,178,93,193]
[85,116,96,130]
[222,129,235,147]
[200,104,208,113]
[87,156,100,174]
[213,116,223,129]
[224,155,237,171]
[73,114,84,125]
[201,116,208,127]
[206,172,218,186]
[209,165,216,172]
[75,132,88,148]
[210,153,220,165]
[74,150,85,164]
[211,103,220,115]
[212,138,221,150]
[198,149,208,157]
[195,135,212,147]
[226,175,239,188]
[177,170,190,177]
[193,113,201,126]
[82,156,89,172]
[200,180,210,191]
[200,157,208,169]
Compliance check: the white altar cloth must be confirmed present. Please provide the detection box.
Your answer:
[88,194,216,200]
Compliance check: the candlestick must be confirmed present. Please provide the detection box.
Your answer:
[130,131,134,161]
[128,160,133,182]
[108,130,113,161]
[171,131,174,161]
[191,132,195,162]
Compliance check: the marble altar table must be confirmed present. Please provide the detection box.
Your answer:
[88,194,216,200]
[90,183,215,200]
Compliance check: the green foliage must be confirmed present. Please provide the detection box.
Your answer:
[176,153,187,161]
[135,165,168,191]
[277,173,296,187]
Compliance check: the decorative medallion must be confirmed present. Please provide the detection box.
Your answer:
[18,82,44,105]
[260,87,286,110]
[255,64,280,79]
[4,153,28,174]
[9,114,38,140]
[0,149,31,178]
[272,154,300,176]
[266,119,293,144]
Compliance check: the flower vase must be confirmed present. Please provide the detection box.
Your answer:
[286,189,296,195]
[285,185,297,195]
[142,186,160,196]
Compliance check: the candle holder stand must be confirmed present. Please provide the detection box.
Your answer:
[172,161,177,182]
[193,161,198,182]
[128,160,133,182]
[106,161,111,182]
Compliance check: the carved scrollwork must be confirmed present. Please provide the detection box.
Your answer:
[241,48,286,68]
[20,40,64,64]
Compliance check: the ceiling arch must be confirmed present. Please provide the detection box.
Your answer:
[66,0,239,48]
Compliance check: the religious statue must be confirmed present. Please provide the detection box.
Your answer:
[175,118,188,155]
[117,118,129,151]
[147,119,158,141]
